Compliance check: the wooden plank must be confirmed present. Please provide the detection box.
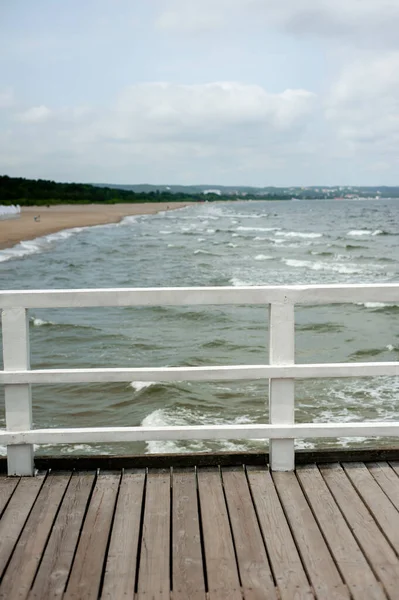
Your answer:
[63,471,120,600]
[102,469,145,599]
[0,476,19,516]
[343,462,399,554]
[297,465,386,600]
[368,462,399,510]
[273,471,349,600]
[172,468,206,600]
[389,461,399,478]
[0,472,70,599]
[197,468,242,600]
[136,469,171,600]
[246,467,314,600]
[320,463,399,600]
[0,473,45,579]
[28,472,95,600]
[222,468,277,600]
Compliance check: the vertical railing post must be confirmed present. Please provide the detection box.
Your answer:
[2,308,34,476]
[268,301,295,471]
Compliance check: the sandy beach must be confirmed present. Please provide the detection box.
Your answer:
[0,203,195,250]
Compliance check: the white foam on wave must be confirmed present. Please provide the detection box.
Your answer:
[0,442,112,456]
[347,229,383,236]
[229,276,265,286]
[141,407,256,454]
[31,317,54,327]
[226,242,238,248]
[283,258,363,274]
[254,254,273,261]
[237,226,281,232]
[130,381,156,393]
[194,249,213,255]
[322,376,399,425]
[0,227,87,263]
[357,302,387,308]
[275,231,322,239]
[118,215,138,226]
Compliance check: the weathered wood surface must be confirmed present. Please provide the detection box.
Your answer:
[197,467,242,600]
[102,469,145,599]
[1,462,399,599]
[28,472,95,600]
[136,469,171,600]
[172,468,206,600]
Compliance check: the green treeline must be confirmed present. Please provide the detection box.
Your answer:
[0,175,201,205]
[0,175,291,205]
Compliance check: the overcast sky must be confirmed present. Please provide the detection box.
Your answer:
[1,0,399,186]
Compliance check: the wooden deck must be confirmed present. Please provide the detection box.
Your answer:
[1,462,399,599]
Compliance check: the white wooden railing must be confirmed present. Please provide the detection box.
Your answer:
[1,284,399,476]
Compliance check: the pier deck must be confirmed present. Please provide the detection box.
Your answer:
[1,460,399,599]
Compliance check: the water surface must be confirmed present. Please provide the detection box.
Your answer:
[1,199,398,455]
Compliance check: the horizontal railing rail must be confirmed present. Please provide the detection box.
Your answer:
[1,283,399,308]
[1,283,399,476]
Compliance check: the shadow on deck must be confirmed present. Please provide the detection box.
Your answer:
[1,454,399,599]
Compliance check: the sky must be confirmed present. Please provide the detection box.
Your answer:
[1,0,399,186]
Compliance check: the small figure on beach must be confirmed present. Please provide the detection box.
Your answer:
[34,215,40,222]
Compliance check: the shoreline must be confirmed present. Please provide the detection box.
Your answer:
[0,202,195,250]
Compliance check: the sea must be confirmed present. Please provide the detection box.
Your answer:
[1,198,399,456]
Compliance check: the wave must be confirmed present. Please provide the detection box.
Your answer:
[254,254,273,261]
[236,226,281,232]
[29,318,104,334]
[297,322,344,333]
[30,317,55,327]
[357,302,399,313]
[347,229,385,237]
[348,348,385,359]
[357,302,388,309]
[141,406,257,454]
[119,215,138,226]
[275,231,322,239]
[344,244,369,250]
[193,249,219,256]
[230,277,261,286]
[0,227,87,263]
[282,258,363,274]
[130,381,157,393]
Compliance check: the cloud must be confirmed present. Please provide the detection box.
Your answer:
[104,82,316,141]
[16,105,52,123]
[2,82,317,183]
[0,87,14,109]
[326,53,399,154]
[156,0,399,46]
